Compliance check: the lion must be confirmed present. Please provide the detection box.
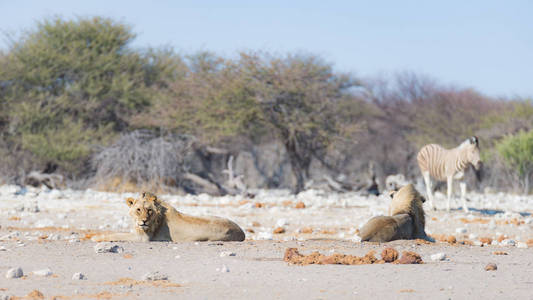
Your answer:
[91,192,245,242]
[359,184,429,242]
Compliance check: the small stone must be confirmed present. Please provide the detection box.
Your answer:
[0,246,6,251]
[516,242,528,249]
[257,232,273,240]
[273,227,286,234]
[485,263,497,271]
[6,267,23,279]
[219,251,237,257]
[142,271,168,281]
[430,253,447,261]
[500,239,516,246]
[33,268,52,277]
[72,272,87,280]
[175,255,181,259]
[220,265,230,273]
[94,242,124,253]
[0,294,12,300]
[455,228,467,234]
[276,219,288,227]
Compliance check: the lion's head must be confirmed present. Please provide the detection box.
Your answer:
[126,191,164,234]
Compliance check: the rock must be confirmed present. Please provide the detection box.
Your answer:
[0,294,12,300]
[142,271,168,281]
[516,242,528,249]
[219,251,236,257]
[276,219,288,227]
[397,251,423,264]
[273,227,286,234]
[6,267,23,279]
[257,232,273,240]
[430,253,447,261]
[33,268,52,277]
[455,228,467,234]
[381,248,399,263]
[72,272,87,280]
[0,246,6,251]
[94,242,124,253]
[485,263,497,271]
[500,239,516,246]
[294,202,306,209]
[220,265,230,273]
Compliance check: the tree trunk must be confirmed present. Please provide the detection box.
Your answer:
[525,171,531,195]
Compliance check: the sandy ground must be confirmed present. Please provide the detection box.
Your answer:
[0,185,532,299]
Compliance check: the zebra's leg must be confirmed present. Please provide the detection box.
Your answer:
[460,181,469,212]
[422,171,435,210]
[446,176,453,212]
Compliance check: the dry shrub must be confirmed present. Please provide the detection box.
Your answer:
[485,263,497,271]
[91,130,194,192]
[493,251,508,255]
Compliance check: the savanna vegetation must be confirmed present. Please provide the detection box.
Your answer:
[1,16,532,194]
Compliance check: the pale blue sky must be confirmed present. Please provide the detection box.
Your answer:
[1,0,531,97]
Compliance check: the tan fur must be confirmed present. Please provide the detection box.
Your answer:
[92,192,245,242]
[359,184,429,242]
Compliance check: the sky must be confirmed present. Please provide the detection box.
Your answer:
[1,0,532,98]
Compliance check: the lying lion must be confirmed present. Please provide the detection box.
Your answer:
[359,184,429,242]
[92,192,245,242]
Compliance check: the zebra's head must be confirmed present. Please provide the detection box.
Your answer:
[465,136,482,171]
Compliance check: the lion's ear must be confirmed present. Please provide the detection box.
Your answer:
[420,195,426,203]
[126,197,135,207]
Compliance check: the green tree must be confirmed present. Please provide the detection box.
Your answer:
[496,130,533,194]
[0,16,173,173]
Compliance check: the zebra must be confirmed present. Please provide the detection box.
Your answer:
[416,136,482,212]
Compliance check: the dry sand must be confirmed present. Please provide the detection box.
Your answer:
[0,185,532,299]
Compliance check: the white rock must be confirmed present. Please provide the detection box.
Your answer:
[219,251,236,257]
[491,240,499,246]
[500,239,516,246]
[5,267,23,279]
[142,271,168,281]
[276,219,289,227]
[257,232,273,240]
[94,242,124,253]
[175,255,181,259]
[516,242,528,249]
[455,228,467,234]
[220,265,230,273]
[468,233,477,240]
[0,246,6,251]
[35,218,54,228]
[472,240,483,246]
[33,268,52,277]
[72,272,87,280]
[430,253,447,261]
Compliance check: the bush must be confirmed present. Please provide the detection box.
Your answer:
[91,130,194,192]
[496,130,533,194]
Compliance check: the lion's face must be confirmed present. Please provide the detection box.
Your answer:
[126,192,162,233]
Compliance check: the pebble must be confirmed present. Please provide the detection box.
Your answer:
[94,242,124,253]
[430,253,447,261]
[142,271,168,281]
[33,268,53,277]
[5,267,23,279]
[0,246,6,251]
[500,239,516,246]
[276,219,289,227]
[455,228,467,234]
[217,265,230,273]
[72,272,87,280]
[485,263,497,271]
[257,232,273,240]
[219,251,237,257]
[516,242,528,249]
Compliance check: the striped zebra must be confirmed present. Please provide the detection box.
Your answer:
[416,136,482,212]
